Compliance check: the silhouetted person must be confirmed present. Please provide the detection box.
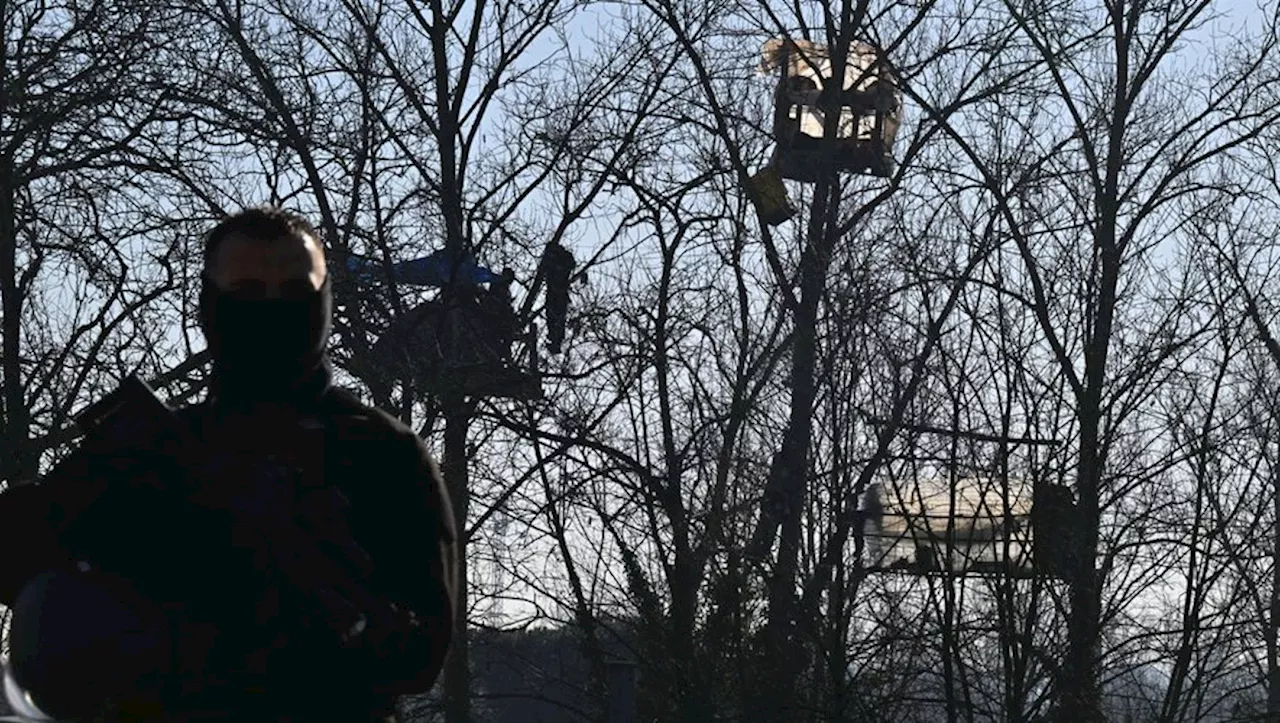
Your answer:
[483,267,518,357]
[0,207,458,721]
[915,543,938,572]
[1032,483,1077,578]
[539,243,575,354]
[861,483,885,534]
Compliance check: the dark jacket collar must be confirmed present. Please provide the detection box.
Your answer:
[206,357,335,414]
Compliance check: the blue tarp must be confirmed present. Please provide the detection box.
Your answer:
[346,250,498,287]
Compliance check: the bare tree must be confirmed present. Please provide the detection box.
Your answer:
[1,0,199,485]
[906,0,1280,715]
[5,0,1280,719]
[165,1,678,720]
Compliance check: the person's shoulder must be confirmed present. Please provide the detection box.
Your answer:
[317,389,445,492]
[317,387,424,448]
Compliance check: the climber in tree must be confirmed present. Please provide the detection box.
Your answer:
[538,242,576,355]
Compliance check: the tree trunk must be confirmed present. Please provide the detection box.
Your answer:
[442,401,471,723]
[1269,442,1280,721]
[750,179,835,722]
[0,147,31,486]
[1059,232,1119,722]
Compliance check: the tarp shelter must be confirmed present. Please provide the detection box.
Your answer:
[346,250,500,287]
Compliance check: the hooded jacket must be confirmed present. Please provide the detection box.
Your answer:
[0,275,457,721]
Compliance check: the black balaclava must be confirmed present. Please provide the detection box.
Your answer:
[199,273,334,408]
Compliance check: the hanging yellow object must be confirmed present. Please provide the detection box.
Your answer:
[746,167,795,226]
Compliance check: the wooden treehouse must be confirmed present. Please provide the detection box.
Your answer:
[747,37,903,225]
[861,476,1076,579]
[371,284,543,402]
